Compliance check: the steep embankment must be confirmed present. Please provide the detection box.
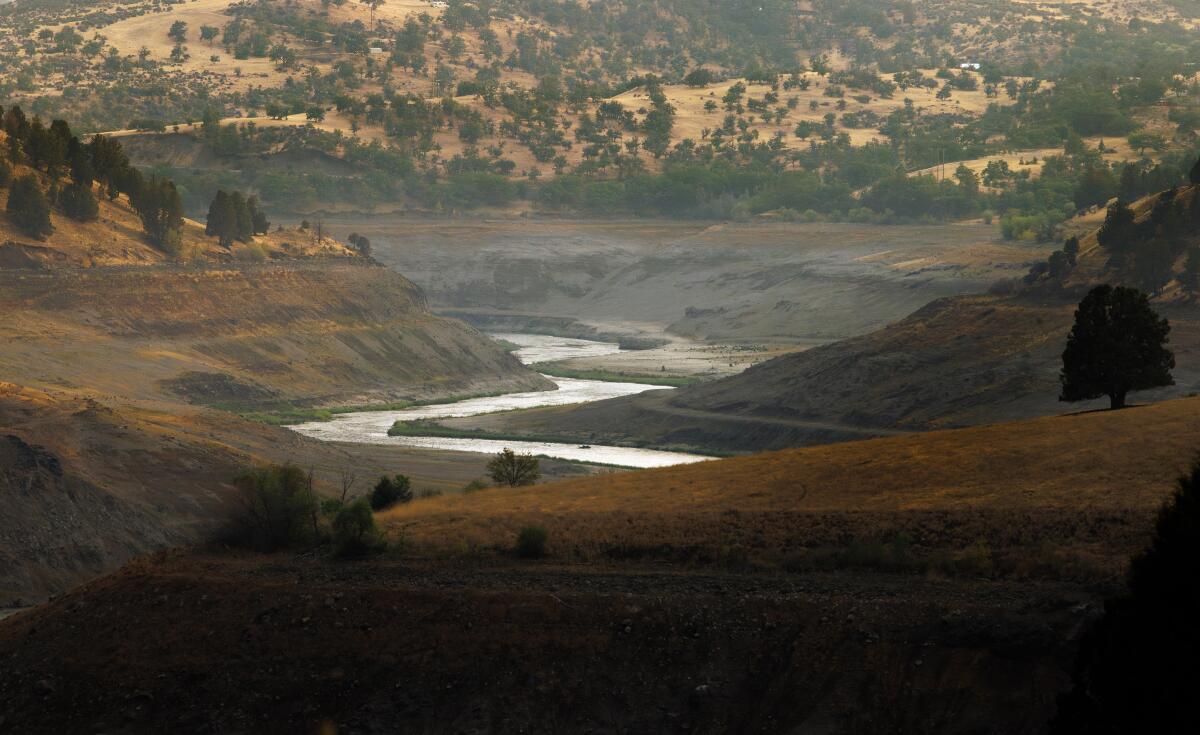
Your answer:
[0,261,549,408]
[0,259,546,604]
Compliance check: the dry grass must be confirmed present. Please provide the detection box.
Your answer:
[380,396,1200,572]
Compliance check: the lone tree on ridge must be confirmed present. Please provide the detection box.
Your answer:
[1060,284,1174,410]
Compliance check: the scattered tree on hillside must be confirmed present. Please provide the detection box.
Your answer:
[1050,458,1200,733]
[1060,284,1174,410]
[205,190,239,247]
[59,182,99,222]
[206,189,269,247]
[200,25,219,45]
[168,20,188,43]
[487,448,540,487]
[683,68,717,87]
[131,175,184,253]
[6,174,53,239]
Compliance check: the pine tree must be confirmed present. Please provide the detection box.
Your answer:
[6,174,54,239]
[205,190,238,247]
[247,195,269,234]
[131,175,183,252]
[230,191,253,242]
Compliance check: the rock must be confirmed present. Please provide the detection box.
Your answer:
[34,679,55,696]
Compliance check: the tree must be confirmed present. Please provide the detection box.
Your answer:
[6,175,53,239]
[1060,284,1174,410]
[347,232,371,256]
[200,25,219,45]
[59,182,98,222]
[683,68,717,87]
[332,499,386,557]
[205,190,238,247]
[1050,459,1200,734]
[370,474,412,510]
[247,195,269,234]
[131,175,183,252]
[229,190,254,241]
[229,464,318,551]
[1190,156,1200,185]
[487,448,540,487]
[168,20,188,43]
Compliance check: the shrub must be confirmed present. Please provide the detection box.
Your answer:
[462,478,488,494]
[332,499,386,558]
[228,464,318,551]
[516,526,548,558]
[370,474,412,510]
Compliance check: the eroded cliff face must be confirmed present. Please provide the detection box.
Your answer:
[0,261,550,407]
[0,258,548,603]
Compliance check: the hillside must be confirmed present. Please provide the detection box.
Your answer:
[383,394,1198,572]
[0,119,559,605]
[4,0,1197,230]
[438,184,1200,451]
[4,388,1194,733]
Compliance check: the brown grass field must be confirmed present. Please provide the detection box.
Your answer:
[380,396,1200,576]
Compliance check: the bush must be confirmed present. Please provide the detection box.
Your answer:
[332,499,386,558]
[370,474,412,510]
[228,464,318,551]
[516,526,548,558]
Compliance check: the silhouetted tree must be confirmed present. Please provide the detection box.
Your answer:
[1060,284,1174,409]
[1050,459,1200,733]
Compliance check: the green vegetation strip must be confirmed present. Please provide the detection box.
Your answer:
[535,364,701,387]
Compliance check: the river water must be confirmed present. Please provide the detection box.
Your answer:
[289,334,712,468]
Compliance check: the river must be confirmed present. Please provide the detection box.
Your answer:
[289,334,712,468]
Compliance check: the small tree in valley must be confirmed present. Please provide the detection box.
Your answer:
[487,448,540,487]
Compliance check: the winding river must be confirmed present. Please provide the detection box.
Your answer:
[289,333,712,468]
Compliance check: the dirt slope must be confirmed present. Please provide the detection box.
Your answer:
[0,553,1094,735]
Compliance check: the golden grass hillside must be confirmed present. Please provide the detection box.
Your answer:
[0,162,354,266]
[381,397,1200,573]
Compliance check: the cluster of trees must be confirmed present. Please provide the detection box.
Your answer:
[204,189,269,247]
[1,106,182,249]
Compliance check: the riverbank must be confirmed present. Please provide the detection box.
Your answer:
[288,333,713,468]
